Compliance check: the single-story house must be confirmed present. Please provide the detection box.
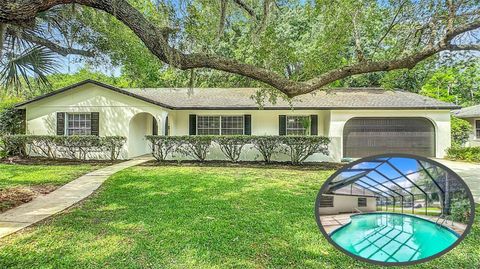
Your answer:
[15,79,459,161]
[453,104,480,147]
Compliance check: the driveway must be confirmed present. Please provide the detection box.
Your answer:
[435,159,480,203]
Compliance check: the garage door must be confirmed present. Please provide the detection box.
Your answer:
[343,118,435,158]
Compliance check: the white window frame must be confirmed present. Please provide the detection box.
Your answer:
[286,115,310,135]
[65,112,92,136]
[196,115,244,135]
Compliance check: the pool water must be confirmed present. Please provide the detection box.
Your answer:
[330,213,458,263]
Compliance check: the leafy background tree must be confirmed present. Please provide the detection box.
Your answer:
[0,0,479,138]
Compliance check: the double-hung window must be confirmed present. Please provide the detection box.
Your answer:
[476,120,480,139]
[197,116,244,135]
[286,116,310,135]
[66,113,91,135]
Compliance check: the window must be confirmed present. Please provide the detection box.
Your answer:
[358,197,367,207]
[319,196,334,207]
[221,116,244,135]
[197,116,220,135]
[286,116,310,135]
[197,116,244,135]
[66,113,91,135]
[476,120,480,139]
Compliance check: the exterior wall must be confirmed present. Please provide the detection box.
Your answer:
[328,110,452,160]
[22,83,453,161]
[170,110,333,162]
[23,83,170,158]
[318,194,376,215]
[464,117,480,147]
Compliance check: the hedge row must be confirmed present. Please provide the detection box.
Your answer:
[446,146,480,162]
[146,135,330,164]
[0,135,126,160]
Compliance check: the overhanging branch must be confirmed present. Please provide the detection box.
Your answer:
[231,0,259,21]
[0,0,479,98]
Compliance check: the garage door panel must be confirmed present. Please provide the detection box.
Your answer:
[343,118,435,158]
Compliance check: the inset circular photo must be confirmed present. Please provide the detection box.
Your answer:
[315,154,475,266]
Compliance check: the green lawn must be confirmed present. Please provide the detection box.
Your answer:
[0,165,478,268]
[380,206,442,217]
[0,163,101,189]
[0,163,102,212]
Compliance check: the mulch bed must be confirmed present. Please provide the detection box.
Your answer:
[0,185,58,213]
[140,160,346,171]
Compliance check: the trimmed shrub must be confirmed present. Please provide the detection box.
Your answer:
[451,116,472,147]
[0,135,126,160]
[178,136,213,161]
[29,135,61,159]
[446,146,480,162]
[146,135,331,163]
[101,136,127,160]
[279,136,330,164]
[214,136,251,162]
[146,135,183,161]
[55,136,103,160]
[251,136,281,163]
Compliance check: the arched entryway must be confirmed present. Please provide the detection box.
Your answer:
[343,117,436,158]
[128,112,158,158]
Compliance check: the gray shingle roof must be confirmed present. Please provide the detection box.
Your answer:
[15,80,460,110]
[453,104,480,118]
[123,87,459,110]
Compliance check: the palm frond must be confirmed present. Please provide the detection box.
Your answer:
[0,46,58,90]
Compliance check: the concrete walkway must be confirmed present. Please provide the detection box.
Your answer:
[434,159,480,203]
[0,156,152,239]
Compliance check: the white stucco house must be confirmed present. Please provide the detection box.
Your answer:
[454,104,480,146]
[15,79,459,161]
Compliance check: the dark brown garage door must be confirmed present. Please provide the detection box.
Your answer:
[343,118,435,158]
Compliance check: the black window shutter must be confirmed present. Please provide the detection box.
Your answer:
[310,115,318,135]
[164,116,169,135]
[189,114,197,135]
[279,115,286,136]
[56,112,65,135]
[91,112,99,136]
[152,118,158,135]
[244,115,251,135]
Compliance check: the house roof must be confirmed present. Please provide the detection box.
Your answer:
[16,79,460,110]
[453,104,480,118]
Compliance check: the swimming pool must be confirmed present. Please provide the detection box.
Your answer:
[330,213,459,263]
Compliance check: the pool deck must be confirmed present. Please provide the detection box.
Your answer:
[319,212,467,235]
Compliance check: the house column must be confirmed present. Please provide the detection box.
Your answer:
[156,111,169,135]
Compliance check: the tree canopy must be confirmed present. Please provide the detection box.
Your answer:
[0,0,479,98]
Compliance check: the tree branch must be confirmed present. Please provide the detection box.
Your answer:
[372,0,406,56]
[351,10,366,62]
[6,27,94,57]
[231,0,259,21]
[217,0,228,38]
[0,0,479,98]
[256,0,273,34]
[0,23,5,57]
[447,44,480,51]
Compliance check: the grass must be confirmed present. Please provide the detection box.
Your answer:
[379,206,441,217]
[0,163,102,189]
[0,163,102,212]
[0,165,478,268]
